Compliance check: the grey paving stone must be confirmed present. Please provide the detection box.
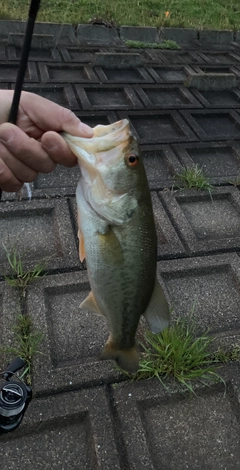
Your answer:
[186,72,237,91]
[134,85,202,109]
[0,21,78,45]
[192,88,240,107]
[16,84,80,110]
[172,141,240,185]
[198,51,240,64]
[180,109,240,141]
[29,165,80,200]
[1,387,121,470]
[234,66,240,79]
[26,271,128,394]
[112,370,240,470]
[111,46,157,64]
[0,45,6,60]
[118,110,197,144]
[95,66,154,83]
[120,26,158,43]
[158,27,198,46]
[75,84,144,110]
[148,65,195,84]
[32,23,78,45]
[158,253,240,338]
[236,31,240,44]
[0,199,80,275]
[141,144,183,189]
[75,110,118,129]
[151,192,186,259]
[192,64,240,76]
[159,187,240,255]
[149,50,202,65]
[0,62,38,82]
[60,47,105,63]
[77,24,121,45]
[7,45,61,61]
[8,33,54,48]
[198,30,234,45]
[0,283,20,372]
[93,52,144,68]
[39,63,98,83]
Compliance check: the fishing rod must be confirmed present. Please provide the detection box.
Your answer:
[8,0,41,123]
[0,0,41,433]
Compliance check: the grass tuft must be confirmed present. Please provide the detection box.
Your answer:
[0,0,239,30]
[135,317,222,391]
[3,244,47,298]
[125,39,180,49]
[174,164,213,194]
[121,316,240,392]
[1,315,44,385]
[228,176,240,187]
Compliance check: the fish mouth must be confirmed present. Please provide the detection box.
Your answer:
[62,119,131,169]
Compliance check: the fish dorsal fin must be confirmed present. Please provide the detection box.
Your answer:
[80,291,102,315]
[143,278,170,334]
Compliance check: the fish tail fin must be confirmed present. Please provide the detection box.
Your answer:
[100,339,139,374]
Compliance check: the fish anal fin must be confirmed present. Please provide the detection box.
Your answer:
[80,291,102,315]
[144,278,170,334]
[97,228,123,264]
[100,337,139,374]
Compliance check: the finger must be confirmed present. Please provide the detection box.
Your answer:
[41,131,78,167]
[0,123,56,173]
[0,158,23,192]
[0,142,38,183]
[20,92,93,136]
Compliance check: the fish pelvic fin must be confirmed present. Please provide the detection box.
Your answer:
[144,278,170,334]
[100,338,139,374]
[80,291,103,315]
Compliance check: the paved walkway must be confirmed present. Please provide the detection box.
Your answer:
[0,24,240,469]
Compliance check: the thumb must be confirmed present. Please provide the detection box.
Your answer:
[59,108,93,138]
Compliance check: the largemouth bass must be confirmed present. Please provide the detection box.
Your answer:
[63,119,169,373]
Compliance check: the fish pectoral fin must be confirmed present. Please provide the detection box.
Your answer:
[80,291,102,315]
[97,228,123,264]
[100,338,139,374]
[143,278,170,334]
[78,229,86,263]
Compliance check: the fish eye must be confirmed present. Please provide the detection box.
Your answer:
[126,154,139,167]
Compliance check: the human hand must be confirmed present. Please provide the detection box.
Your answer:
[0,90,93,192]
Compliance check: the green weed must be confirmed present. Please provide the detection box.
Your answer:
[122,316,240,392]
[125,40,180,49]
[228,176,240,187]
[135,317,223,392]
[1,315,44,385]
[3,244,47,298]
[174,165,213,194]
[212,344,240,363]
